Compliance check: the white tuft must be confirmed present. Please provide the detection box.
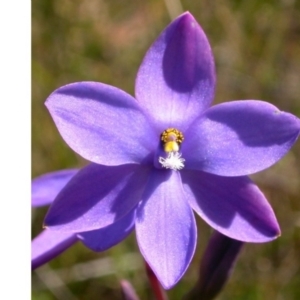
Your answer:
[159,152,185,171]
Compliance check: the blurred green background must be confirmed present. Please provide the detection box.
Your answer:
[32,0,300,299]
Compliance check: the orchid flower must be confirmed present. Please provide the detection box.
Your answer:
[42,12,300,288]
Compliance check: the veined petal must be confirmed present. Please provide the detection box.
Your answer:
[183,100,300,176]
[44,163,150,232]
[32,229,77,270]
[32,169,79,207]
[78,209,136,252]
[45,82,157,166]
[135,12,215,131]
[181,169,280,242]
[136,169,197,289]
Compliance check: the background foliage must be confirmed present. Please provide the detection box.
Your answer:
[32,0,300,299]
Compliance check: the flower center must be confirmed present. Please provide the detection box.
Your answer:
[159,128,185,171]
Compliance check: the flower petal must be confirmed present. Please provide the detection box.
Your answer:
[32,229,77,270]
[135,12,215,131]
[136,169,197,289]
[45,82,157,166]
[183,100,300,176]
[44,163,150,232]
[32,169,79,207]
[181,169,280,242]
[78,209,136,252]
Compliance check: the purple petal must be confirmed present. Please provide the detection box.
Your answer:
[135,12,215,131]
[78,209,136,251]
[45,82,157,166]
[136,169,197,289]
[44,163,150,232]
[32,169,79,207]
[32,229,77,270]
[183,100,300,176]
[181,169,280,242]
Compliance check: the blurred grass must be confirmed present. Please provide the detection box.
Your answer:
[32,0,300,299]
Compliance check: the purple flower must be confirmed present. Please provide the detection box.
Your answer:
[32,169,135,269]
[42,12,300,288]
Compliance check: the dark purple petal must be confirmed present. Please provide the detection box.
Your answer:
[44,163,150,232]
[181,169,280,242]
[183,100,300,176]
[135,12,215,131]
[32,229,77,270]
[45,82,157,166]
[185,231,243,300]
[32,169,79,207]
[136,169,197,289]
[78,209,136,251]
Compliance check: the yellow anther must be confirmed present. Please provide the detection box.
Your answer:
[164,141,179,153]
[161,128,184,153]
